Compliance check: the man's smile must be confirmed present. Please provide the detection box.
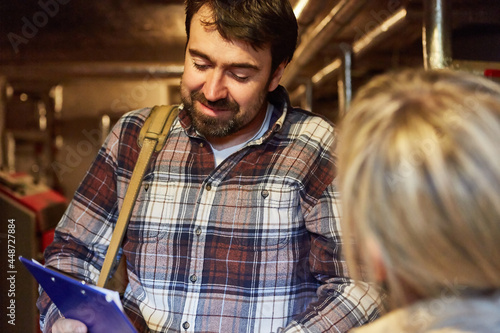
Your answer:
[196,100,232,116]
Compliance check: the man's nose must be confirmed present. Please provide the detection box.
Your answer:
[203,70,228,101]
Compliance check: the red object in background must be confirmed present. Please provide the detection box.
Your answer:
[484,69,500,78]
[0,172,67,333]
[14,189,66,251]
[0,172,66,254]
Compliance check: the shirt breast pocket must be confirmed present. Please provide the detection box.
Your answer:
[233,185,301,252]
[128,179,180,243]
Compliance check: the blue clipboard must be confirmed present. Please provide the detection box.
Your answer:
[19,256,138,333]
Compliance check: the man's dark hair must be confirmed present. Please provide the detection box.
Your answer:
[185,0,298,73]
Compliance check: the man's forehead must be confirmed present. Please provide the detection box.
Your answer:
[193,4,216,30]
[190,5,271,54]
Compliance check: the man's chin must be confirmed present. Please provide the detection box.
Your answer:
[194,115,238,138]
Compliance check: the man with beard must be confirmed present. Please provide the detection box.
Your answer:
[39,1,379,332]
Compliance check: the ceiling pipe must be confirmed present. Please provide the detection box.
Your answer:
[353,8,409,57]
[311,59,342,86]
[337,43,352,117]
[290,7,410,102]
[0,62,184,81]
[423,0,452,69]
[293,0,310,20]
[294,0,327,27]
[282,0,369,87]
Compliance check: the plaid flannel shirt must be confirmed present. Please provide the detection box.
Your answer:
[38,87,379,332]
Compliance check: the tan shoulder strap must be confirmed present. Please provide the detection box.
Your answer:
[97,105,178,288]
[138,105,178,152]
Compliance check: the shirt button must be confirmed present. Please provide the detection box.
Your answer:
[206,183,212,191]
[195,227,202,236]
[190,274,197,283]
[199,142,204,148]
[261,189,269,198]
[182,321,190,330]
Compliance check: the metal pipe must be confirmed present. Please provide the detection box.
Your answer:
[423,0,452,69]
[0,62,184,80]
[289,80,313,111]
[313,7,409,88]
[304,80,313,111]
[293,0,309,21]
[353,8,408,57]
[294,0,325,26]
[289,84,306,105]
[451,60,500,76]
[282,0,368,87]
[6,132,15,173]
[311,59,342,86]
[337,43,352,117]
[0,77,6,170]
[290,6,410,102]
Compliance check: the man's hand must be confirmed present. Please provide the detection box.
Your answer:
[52,318,87,333]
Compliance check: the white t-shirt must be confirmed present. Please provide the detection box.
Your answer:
[210,103,273,167]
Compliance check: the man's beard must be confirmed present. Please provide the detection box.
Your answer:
[181,87,267,139]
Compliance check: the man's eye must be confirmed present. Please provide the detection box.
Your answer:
[231,72,249,82]
[193,63,209,70]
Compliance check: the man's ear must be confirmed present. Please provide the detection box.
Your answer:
[268,62,286,92]
[368,238,387,283]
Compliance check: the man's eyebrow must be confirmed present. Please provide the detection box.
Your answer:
[189,49,210,61]
[189,48,260,71]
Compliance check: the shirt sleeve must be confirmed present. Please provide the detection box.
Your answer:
[37,289,63,333]
[282,181,381,332]
[36,112,133,332]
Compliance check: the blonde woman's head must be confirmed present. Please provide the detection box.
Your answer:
[338,69,500,308]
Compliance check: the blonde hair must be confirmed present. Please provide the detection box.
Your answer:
[338,69,500,308]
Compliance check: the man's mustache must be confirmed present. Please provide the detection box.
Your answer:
[192,91,239,112]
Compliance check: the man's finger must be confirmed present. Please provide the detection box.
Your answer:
[52,318,87,333]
